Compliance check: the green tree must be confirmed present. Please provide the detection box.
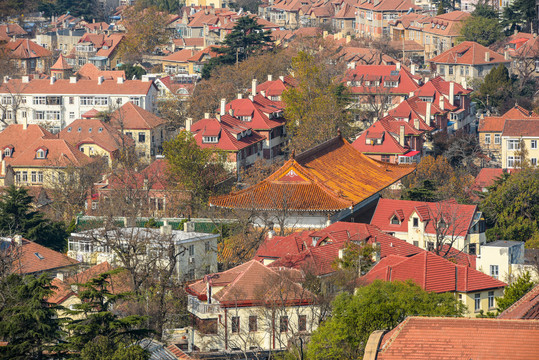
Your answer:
[475,63,512,112]
[65,270,152,353]
[282,51,352,152]
[502,0,537,33]
[202,16,273,78]
[459,15,504,46]
[472,1,499,19]
[80,336,149,360]
[163,131,228,208]
[481,167,539,241]
[0,185,68,251]
[436,1,445,15]
[0,274,64,359]
[118,64,147,80]
[307,280,465,360]
[497,272,535,312]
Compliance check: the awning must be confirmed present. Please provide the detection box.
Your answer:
[403,150,420,157]
[447,121,455,126]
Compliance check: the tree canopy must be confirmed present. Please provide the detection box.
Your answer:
[459,12,504,47]
[0,185,68,251]
[202,16,273,78]
[480,167,539,242]
[496,272,536,312]
[502,0,537,33]
[307,280,465,360]
[475,63,512,112]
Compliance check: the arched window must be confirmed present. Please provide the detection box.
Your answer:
[3,148,11,157]
[36,149,46,159]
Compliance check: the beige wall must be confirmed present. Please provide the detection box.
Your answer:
[457,288,504,316]
[502,136,539,169]
[479,131,502,163]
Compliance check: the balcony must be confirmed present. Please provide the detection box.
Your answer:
[188,295,221,315]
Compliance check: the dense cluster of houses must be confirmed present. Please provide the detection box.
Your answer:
[1,0,539,359]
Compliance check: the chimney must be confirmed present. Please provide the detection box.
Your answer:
[1,156,5,176]
[248,94,254,101]
[409,91,415,97]
[237,93,242,99]
[267,230,275,239]
[425,76,429,83]
[220,98,226,116]
[399,125,405,147]
[267,74,273,81]
[350,61,356,69]
[346,35,351,43]
[252,78,257,96]
[279,75,284,82]
[411,64,416,75]
[56,272,64,281]
[50,76,56,85]
[338,248,345,261]
[229,108,234,116]
[3,76,9,83]
[414,118,420,130]
[504,51,510,60]
[22,76,29,83]
[69,76,77,83]
[396,62,401,71]
[117,76,124,84]
[23,117,27,130]
[426,102,432,124]
[160,220,172,235]
[204,112,210,119]
[449,82,455,106]
[261,90,266,98]
[14,235,22,246]
[484,51,490,62]
[97,76,104,85]
[185,118,192,132]
[439,97,445,110]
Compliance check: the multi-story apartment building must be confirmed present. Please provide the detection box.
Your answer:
[501,119,539,169]
[0,76,157,132]
[354,0,419,38]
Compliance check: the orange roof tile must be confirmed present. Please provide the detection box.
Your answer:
[474,168,504,189]
[162,48,195,63]
[9,138,93,168]
[210,136,415,211]
[109,102,166,130]
[76,63,125,80]
[373,317,539,360]
[498,284,539,319]
[9,238,78,275]
[58,118,134,153]
[51,54,72,70]
[0,124,55,161]
[7,39,51,59]
[0,78,153,95]
[503,119,539,137]
[428,41,509,65]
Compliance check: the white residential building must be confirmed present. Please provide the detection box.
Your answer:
[0,76,158,132]
[67,224,219,281]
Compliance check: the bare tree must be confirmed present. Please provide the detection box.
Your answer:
[0,79,29,126]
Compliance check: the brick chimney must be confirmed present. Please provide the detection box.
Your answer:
[252,78,257,96]
[220,98,226,116]
[426,102,432,124]
[399,125,405,147]
[449,82,454,106]
[185,118,192,132]
[484,51,490,62]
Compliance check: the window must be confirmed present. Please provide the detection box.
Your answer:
[469,243,477,255]
[69,97,74,104]
[45,111,60,121]
[488,291,495,309]
[189,244,194,256]
[36,149,46,159]
[88,128,92,133]
[427,241,434,251]
[231,316,240,333]
[38,171,43,183]
[507,139,520,150]
[126,132,133,138]
[532,140,537,149]
[33,96,46,105]
[249,316,257,332]
[46,96,62,105]
[474,293,481,312]
[35,111,45,120]
[490,265,499,279]
[298,315,307,332]
[412,217,419,228]
[494,134,501,144]
[484,134,491,144]
[22,171,27,182]
[80,96,93,106]
[138,132,146,143]
[98,127,103,133]
[279,316,288,333]
[31,171,36,183]
[448,66,453,75]
[203,136,218,143]
[15,171,20,183]
[187,269,195,280]
[69,112,75,120]
[507,156,520,168]
[129,97,141,106]
[391,216,400,225]
[3,148,11,157]
[532,158,537,166]
[1,96,12,105]
[381,154,390,162]
[94,96,108,106]
[413,240,419,247]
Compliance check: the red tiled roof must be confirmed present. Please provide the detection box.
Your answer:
[478,116,506,132]
[503,119,539,137]
[0,78,153,95]
[101,159,172,192]
[76,63,125,80]
[187,260,314,307]
[210,136,415,211]
[10,238,77,275]
[428,41,509,65]
[191,115,265,152]
[474,168,504,189]
[355,0,420,11]
[256,75,297,97]
[58,118,135,154]
[370,198,477,238]
[0,24,27,38]
[479,105,539,132]
[226,98,284,131]
[8,138,93,168]
[503,104,539,118]
[162,48,196,63]
[109,102,166,130]
[0,124,55,161]
[335,47,398,66]
[345,65,420,95]
[7,39,51,59]
[373,317,539,360]
[361,252,506,293]
[498,284,539,319]
[51,54,72,70]
[167,344,195,359]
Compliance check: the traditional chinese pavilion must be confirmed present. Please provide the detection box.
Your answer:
[209,134,415,229]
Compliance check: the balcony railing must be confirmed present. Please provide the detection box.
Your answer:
[188,295,221,314]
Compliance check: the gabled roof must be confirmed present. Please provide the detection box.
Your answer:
[9,138,93,168]
[361,252,506,293]
[0,78,153,95]
[514,35,539,59]
[370,317,539,360]
[498,284,539,319]
[51,54,72,70]
[191,115,265,152]
[0,124,55,161]
[389,95,449,124]
[226,98,284,130]
[479,105,539,132]
[503,119,539,137]
[256,75,297,97]
[428,41,509,65]
[6,39,51,59]
[0,24,27,38]
[58,118,134,153]
[474,168,504,189]
[109,102,167,130]
[8,238,77,275]
[345,65,420,95]
[76,62,125,80]
[210,136,415,211]
[352,119,409,155]
[162,48,195,63]
[503,104,539,118]
[186,260,314,307]
[370,198,477,238]
[414,76,471,98]
[422,11,470,37]
[335,46,398,66]
[355,0,420,11]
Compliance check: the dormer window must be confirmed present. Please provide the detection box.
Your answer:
[203,136,218,143]
[78,127,82,132]
[239,116,252,121]
[98,127,103,132]
[3,147,12,157]
[36,149,47,159]
[391,216,400,225]
[88,128,92,133]
[67,127,72,132]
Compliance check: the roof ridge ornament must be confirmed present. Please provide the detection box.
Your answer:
[290,149,295,159]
